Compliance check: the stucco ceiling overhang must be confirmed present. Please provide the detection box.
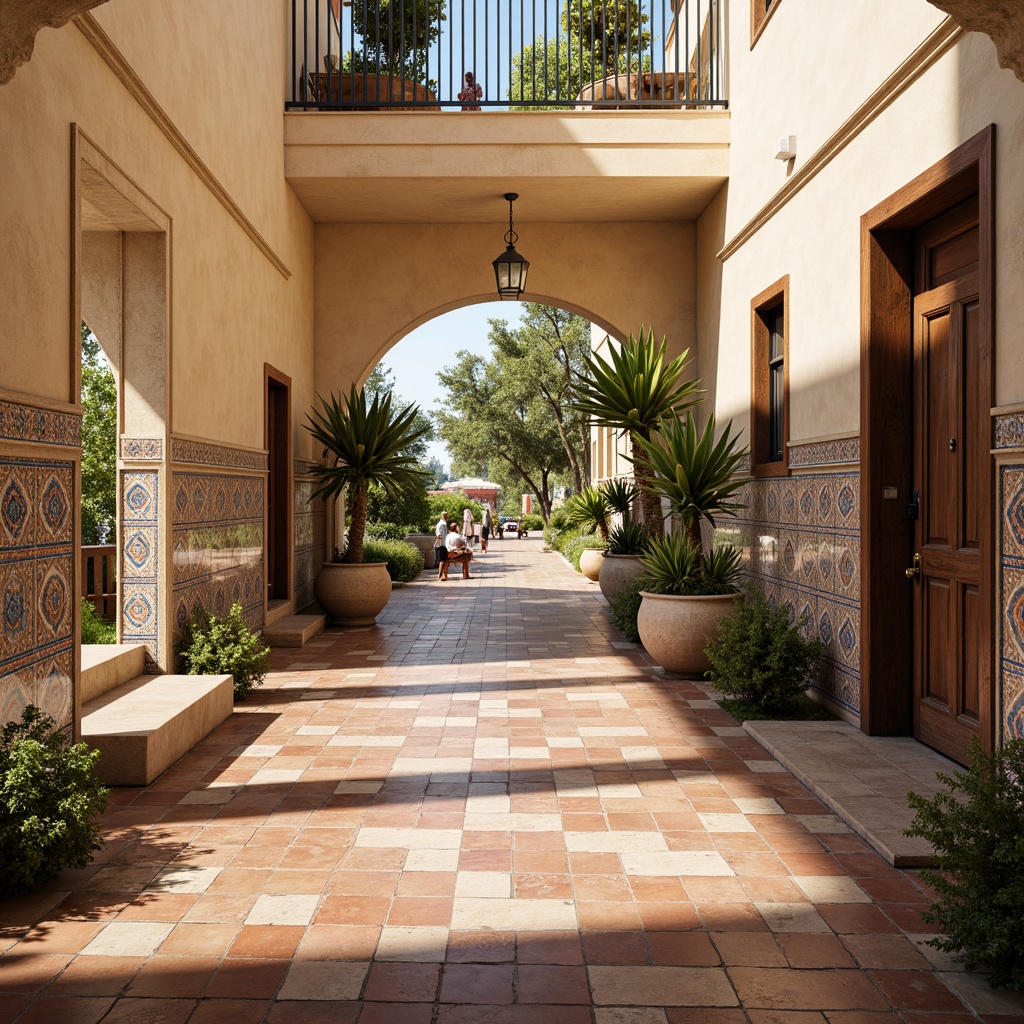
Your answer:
[928,0,1024,81]
[284,110,730,223]
[0,0,108,84]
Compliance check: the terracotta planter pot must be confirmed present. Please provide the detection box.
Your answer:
[314,561,392,626]
[598,553,645,604]
[579,547,604,583]
[405,533,436,570]
[637,591,739,676]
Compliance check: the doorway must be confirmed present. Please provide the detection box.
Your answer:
[860,126,994,761]
[265,366,291,604]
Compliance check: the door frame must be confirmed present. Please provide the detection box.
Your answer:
[859,124,995,750]
[264,364,293,607]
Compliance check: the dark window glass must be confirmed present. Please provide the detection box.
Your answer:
[767,303,784,462]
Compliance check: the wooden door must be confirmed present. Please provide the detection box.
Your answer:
[911,200,983,764]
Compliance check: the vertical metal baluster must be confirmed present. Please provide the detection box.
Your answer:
[672,0,680,107]
[484,1,489,108]
[461,0,466,107]
[556,0,563,105]
[520,0,525,104]
[542,0,548,105]
[302,0,309,107]
[291,0,297,106]
[473,0,478,109]
[696,0,703,102]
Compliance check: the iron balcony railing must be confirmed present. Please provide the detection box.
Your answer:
[287,0,726,111]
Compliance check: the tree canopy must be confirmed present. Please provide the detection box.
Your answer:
[80,323,117,546]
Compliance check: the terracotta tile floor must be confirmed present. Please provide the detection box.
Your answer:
[3,538,1023,1022]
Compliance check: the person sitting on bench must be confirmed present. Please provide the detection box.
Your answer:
[442,523,473,579]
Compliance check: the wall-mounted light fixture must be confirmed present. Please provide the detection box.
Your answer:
[775,135,796,161]
[492,193,530,301]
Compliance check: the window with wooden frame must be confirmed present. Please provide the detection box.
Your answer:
[751,0,781,47]
[751,276,789,476]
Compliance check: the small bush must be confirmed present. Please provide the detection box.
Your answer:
[179,602,270,701]
[549,505,571,531]
[519,513,544,532]
[363,537,425,583]
[81,598,116,644]
[610,581,643,643]
[705,589,825,712]
[0,706,109,895]
[562,532,605,572]
[906,735,1024,989]
[365,521,411,541]
[427,493,485,532]
[366,480,431,533]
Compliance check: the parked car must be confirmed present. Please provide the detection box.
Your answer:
[504,520,520,535]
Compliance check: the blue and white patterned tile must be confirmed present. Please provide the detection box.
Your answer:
[1001,565,1024,666]
[35,466,72,545]
[835,538,859,600]
[123,584,158,636]
[1002,466,1024,562]
[798,532,819,591]
[835,607,861,671]
[0,560,35,665]
[0,465,35,549]
[835,477,859,531]
[35,557,72,644]
[0,676,29,726]
[1003,666,1024,742]
[123,472,158,523]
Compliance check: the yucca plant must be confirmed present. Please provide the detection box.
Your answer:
[633,412,749,580]
[565,487,611,541]
[305,384,430,564]
[606,519,646,555]
[639,534,744,596]
[599,478,639,520]
[572,328,700,539]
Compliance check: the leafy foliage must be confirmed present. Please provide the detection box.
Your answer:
[565,487,610,540]
[609,580,643,643]
[179,603,270,701]
[306,384,430,563]
[519,513,544,532]
[81,598,116,645]
[637,532,698,594]
[600,477,639,518]
[0,706,109,895]
[562,530,606,572]
[427,493,485,532]
[362,537,425,583]
[606,519,646,555]
[366,480,431,532]
[344,0,447,85]
[80,324,117,545]
[571,328,700,537]
[705,590,824,712]
[364,521,410,541]
[906,736,1024,989]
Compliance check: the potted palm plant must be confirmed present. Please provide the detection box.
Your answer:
[564,486,610,581]
[594,478,645,601]
[632,412,749,675]
[306,384,429,626]
[571,328,700,540]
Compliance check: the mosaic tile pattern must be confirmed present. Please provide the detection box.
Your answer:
[0,398,80,447]
[121,471,161,668]
[995,411,1024,450]
[0,457,75,728]
[172,436,268,472]
[1001,463,1024,740]
[788,436,860,469]
[172,471,264,636]
[294,468,327,612]
[119,436,163,461]
[731,472,861,714]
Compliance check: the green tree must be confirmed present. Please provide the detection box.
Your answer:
[344,0,447,87]
[435,349,569,522]
[488,304,591,493]
[510,0,651,108]
[80,323,117,546]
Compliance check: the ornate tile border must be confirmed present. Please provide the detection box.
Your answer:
[1,456,75,730]
[995,411,1024,451]
[121,471,160,668]
[0,398,80,448]
[171,437,268,472]
[120,437,164,461]
[1000,461,1024,741]
[788,436,860,468]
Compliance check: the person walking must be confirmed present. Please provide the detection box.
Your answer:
[434,511,449,581]
[462,508,475,548]
[480,505,492,553]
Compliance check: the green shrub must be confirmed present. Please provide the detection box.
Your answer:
[80,598,116,644]
[520,513,544,532]
[638,534,743,596]
[562,531,605,572]
[365,521,411,541]
[427,493,485,532]
[610,580,643,643]
[906,735,1024,989]
[366,479,431,533]
[0,706,109,895]
[363,537,425,583]
[705,589,824,712]
[179,602,270,701]
[549,505,571,531]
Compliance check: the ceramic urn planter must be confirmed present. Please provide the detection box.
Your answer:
[637,591,738,676]
[579,547,604,582]
[405,533,437,570]
[598,553,645,603]
[314,561,392,626]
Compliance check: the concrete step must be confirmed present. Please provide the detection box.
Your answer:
[82,674,233,786]
[263,613,326,648]
[80,644,148,704]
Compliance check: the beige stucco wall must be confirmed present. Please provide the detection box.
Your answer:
[709,4,1024,441]
[313,220,697,443]
[0,0,315,458]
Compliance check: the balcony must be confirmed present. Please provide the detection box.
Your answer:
[287,0,726,112]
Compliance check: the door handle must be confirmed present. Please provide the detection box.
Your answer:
[905,552,921,580]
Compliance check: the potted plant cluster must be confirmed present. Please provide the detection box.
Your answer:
[306,383,429,626]
[573,329,750,674]
[563,479,639,584]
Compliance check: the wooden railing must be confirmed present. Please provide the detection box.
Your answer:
[81,545,117,622]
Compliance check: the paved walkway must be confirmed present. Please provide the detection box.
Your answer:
[2,539,1023,1022]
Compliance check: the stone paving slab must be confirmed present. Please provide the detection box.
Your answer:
[2,538,1023,1021]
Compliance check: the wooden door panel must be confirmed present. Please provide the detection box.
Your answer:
[923,576,952,708]
[962,583,980,721]
[962,298,981,551]
[923,308,953,548]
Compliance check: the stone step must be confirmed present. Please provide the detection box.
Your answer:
[263,613,326,648]
[80,644,148,704]
[82,674,233,787]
